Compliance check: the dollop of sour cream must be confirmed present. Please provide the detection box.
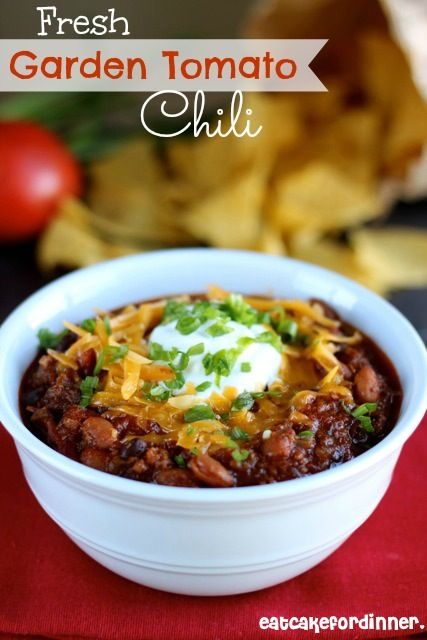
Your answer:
[149,310,282,399]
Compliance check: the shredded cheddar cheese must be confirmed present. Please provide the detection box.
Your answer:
[46,288,361,453]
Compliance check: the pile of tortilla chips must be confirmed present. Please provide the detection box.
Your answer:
[38,0,427,296]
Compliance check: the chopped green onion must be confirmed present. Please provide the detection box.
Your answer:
[187,342,205,356]
[356,415,375,433]
[168,347,179,361]
[163,300,187,323]
[231,391,255,412]
[257,311,271,324]
[190,447,200,456]
[149,342,167,361]
[230,427,250,441]
[220,293,258,327]
[184,404,216,423]
[203,348,239,380]
[144,384,171,402]
[252,389,282,399]
[223,437,238,450]
[206,321,233,337]
[256,330,283,353]
[79,375,99,407]
[240,362,251,372]
[269,307,299,343]
[164,372,185,391]
[150,385,168,397]
[236,336,255,350]
[37,328,68,350]
[351,402,377,433]
[81,318,96,334]
[172,351,190,371]
[104,316,112,335]
[352,402,377,418]
[199,301,224,320]
[195,380,212,392]
[294,333,310,347]
[298,430,314,439]
[278,318,299,342]
[94,344,129,375]
[176,316,201,335]
[232,449,250,462]
[174,454,186,468]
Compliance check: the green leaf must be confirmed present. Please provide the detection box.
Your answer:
[184,404,216,423]
[240,362,251,372]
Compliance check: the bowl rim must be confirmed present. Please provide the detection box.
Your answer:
[0,248,426,504]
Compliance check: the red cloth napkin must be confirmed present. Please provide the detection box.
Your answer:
[0,417,426,640]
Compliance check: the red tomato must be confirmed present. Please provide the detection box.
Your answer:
[0,121,82,242]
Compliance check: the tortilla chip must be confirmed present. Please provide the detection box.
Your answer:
[257,222,288,255]
[167,95,300,202]
[37,199,134,272]
[257,221,287,255]
[360,34,427,177]
[168,135,244,200]
[351,226,427,288]
[89,139,193,245]
[289,232,387,294]
[312,107,382,182]
[183,167,268,249]
[270,161,382,234]
[242,93,303,155]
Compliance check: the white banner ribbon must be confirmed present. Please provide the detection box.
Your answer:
[0,39,327,92]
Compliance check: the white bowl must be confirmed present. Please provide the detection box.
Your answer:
[0,249,426,596]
